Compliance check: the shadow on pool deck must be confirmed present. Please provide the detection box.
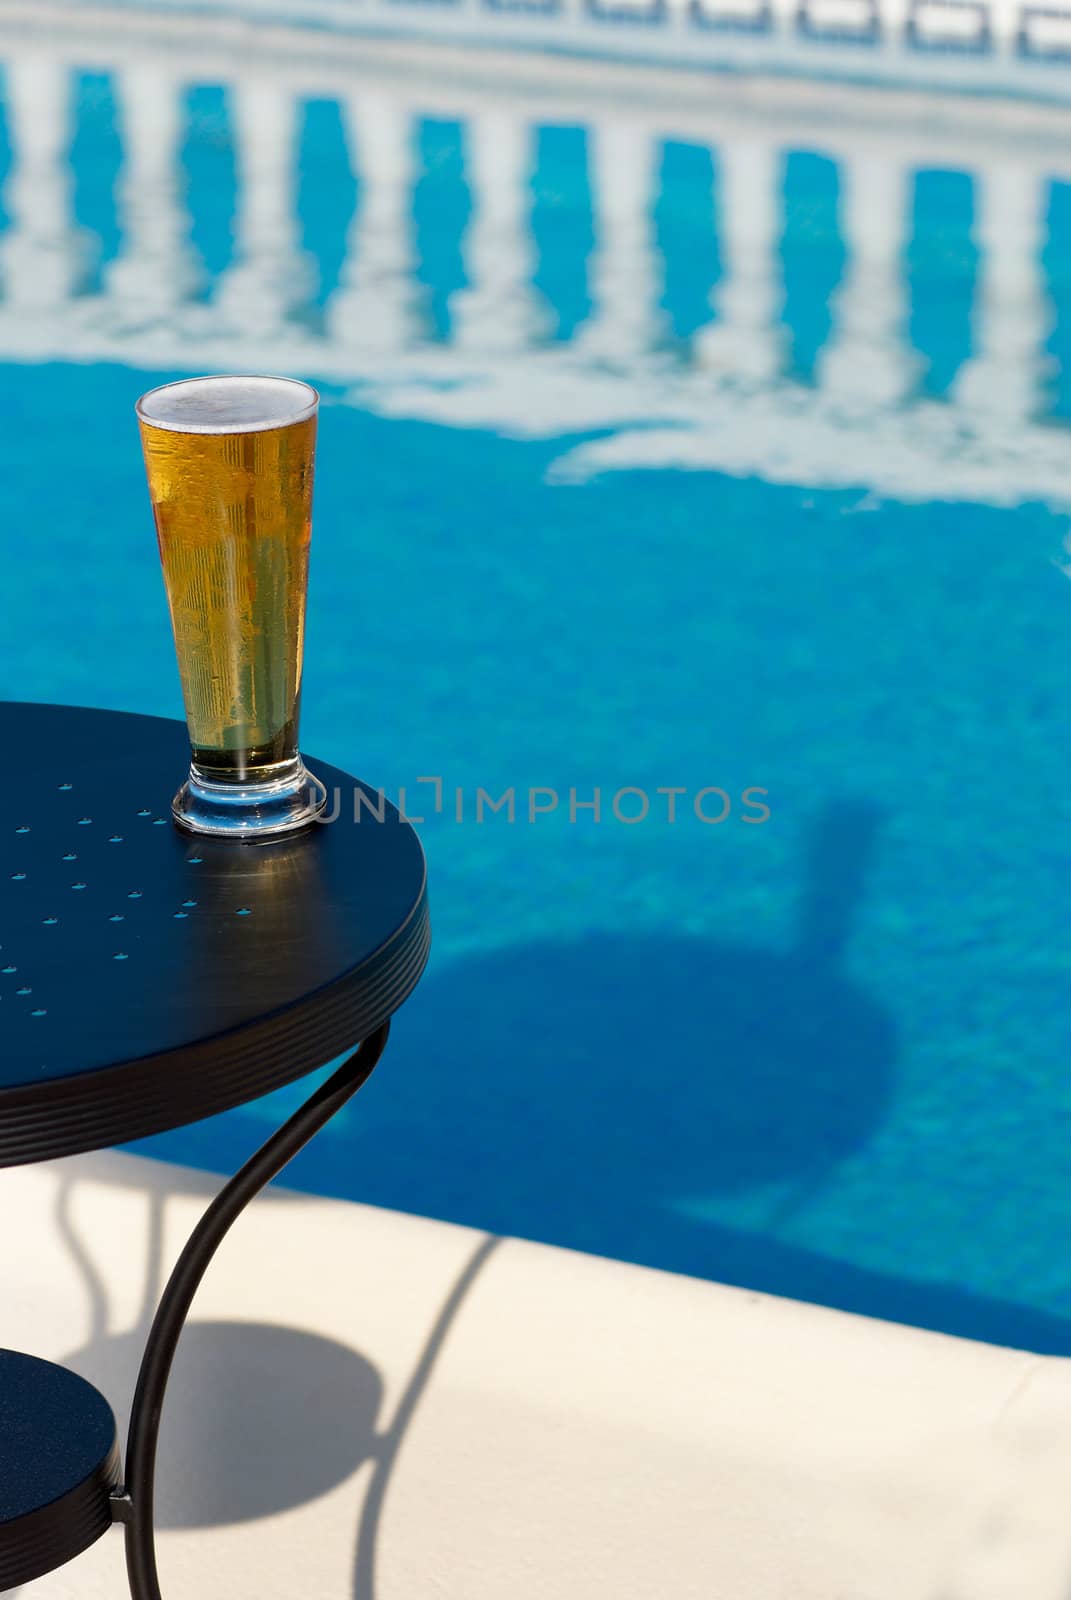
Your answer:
[54,1161,499,1589]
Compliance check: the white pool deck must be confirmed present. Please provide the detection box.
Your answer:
[2,1148,1070,1598]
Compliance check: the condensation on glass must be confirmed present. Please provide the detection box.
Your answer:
[137,375,326,838]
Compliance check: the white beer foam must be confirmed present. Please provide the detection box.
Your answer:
[137,375,319,435]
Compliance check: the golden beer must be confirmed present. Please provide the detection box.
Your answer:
[137,376,325,837]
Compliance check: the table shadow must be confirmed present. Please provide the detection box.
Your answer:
[65,1320,382,1527]
[302,801,892,1227]
[265,796,1071,1355]
[50,1171,498,1561]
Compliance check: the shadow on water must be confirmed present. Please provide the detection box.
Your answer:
[279,800,1071,1357]
[297,801,896,1250]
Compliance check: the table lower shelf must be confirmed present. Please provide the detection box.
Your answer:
[0,1348,120,1589]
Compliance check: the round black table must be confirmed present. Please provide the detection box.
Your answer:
[0,702,430,1600]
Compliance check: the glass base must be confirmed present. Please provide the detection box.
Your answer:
[172,756,327,840]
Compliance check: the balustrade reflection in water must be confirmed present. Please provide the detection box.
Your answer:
[0,44,1066,501]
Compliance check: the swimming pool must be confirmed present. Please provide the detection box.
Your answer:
[4,15,1071,1354]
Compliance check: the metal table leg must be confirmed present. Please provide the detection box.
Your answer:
[112,1024,390,1600]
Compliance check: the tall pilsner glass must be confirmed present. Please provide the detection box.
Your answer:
[137,375,326,838]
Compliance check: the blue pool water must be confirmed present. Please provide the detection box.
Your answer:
[5,60,1071,1353]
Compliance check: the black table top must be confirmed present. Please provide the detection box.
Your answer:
[0,703,429,1167]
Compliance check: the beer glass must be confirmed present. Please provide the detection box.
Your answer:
[137,374,326,838]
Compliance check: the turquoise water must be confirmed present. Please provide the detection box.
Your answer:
[6,69,1071,1352]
